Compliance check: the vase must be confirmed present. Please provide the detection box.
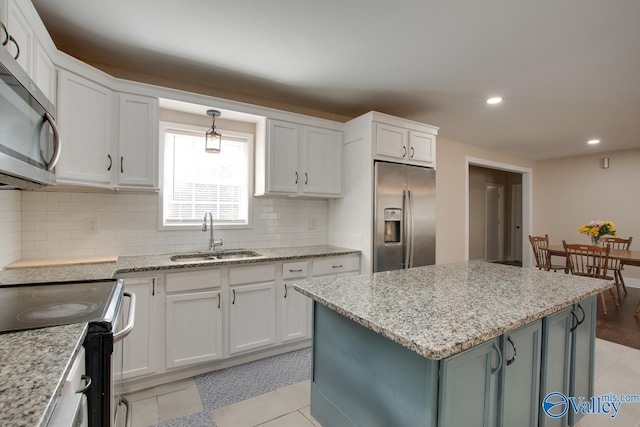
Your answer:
[591,236,601,246]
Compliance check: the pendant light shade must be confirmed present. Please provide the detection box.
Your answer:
[205,109,222,153]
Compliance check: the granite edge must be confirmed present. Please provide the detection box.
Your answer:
[294,281,612,360]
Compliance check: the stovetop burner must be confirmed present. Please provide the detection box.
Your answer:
[0,280,119,333]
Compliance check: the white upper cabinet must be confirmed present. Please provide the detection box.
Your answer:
[56,69,113,186]
[256,119,343,197]
[375,121,436,167]
[2,0,56,103]
[117,93,159,189]
[56,65,159,190]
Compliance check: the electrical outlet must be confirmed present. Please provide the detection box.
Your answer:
[85,218,98,234]
[307,219,316,230]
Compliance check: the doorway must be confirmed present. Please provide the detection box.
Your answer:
[467,162,526,265]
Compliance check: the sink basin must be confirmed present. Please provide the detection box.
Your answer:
[170,250,263,262]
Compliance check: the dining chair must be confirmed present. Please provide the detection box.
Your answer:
[563,241,619,315]
[529,235,567,272]
[600,236,633,299]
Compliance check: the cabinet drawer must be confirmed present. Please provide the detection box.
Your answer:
[166,269,221,293]
[312,256,360,277]
[283,261,308,280]
[229,264,276,285]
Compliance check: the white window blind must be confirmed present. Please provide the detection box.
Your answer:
[162,128,250,227]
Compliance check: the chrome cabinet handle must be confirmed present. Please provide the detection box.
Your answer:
[114,291,136,342]
[284,284,288,298]
[76,375,92,394]
[295,171,298,184]
[107,154,112,171]
[506,336,517,366]
[1,22,7,46]
[43,112,61,171]
[491,341,503,375]
[410,147,415,158]
[332,264,343,269]
[120,156,124,173]
[232,289,236,304]
[8,35,19,59]
[402,146,407,158]
[305,172,308,185]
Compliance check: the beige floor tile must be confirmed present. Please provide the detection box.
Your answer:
[130,397,159,427]
[299,406,322,427]
[211,390,295,427]
[126,378,198,402]
[609,345,640,376]
[594,339,631,379]
[157,383,204,422]
[275,380,311,410]
[255,411,316,427]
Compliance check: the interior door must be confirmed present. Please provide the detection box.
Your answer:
[485,184,504,261]
[511,184,523,262]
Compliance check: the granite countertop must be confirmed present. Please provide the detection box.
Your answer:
[0,323,88,427]
[294,260,613,360]
[0,245,360,285]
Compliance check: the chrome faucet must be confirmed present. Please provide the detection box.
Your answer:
[202,211,223,252]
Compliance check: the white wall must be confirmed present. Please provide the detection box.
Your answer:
[20,190,327,259]
[0,191,21,267]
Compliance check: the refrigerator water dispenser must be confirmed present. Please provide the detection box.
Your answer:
[383,209,402,243]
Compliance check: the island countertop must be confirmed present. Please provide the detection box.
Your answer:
[294,261,613,360]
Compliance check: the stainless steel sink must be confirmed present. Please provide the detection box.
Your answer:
[170,250,263,262]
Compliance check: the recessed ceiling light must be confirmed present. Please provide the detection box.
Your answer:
[486,97,503,105]
[587,139,600,145]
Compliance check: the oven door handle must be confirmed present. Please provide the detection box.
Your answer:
[113,291,136,343]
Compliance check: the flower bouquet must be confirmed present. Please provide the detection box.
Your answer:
[578,220,617,246]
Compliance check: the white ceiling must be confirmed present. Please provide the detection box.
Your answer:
[32,0,640,160]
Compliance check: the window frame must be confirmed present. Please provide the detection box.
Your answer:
[158,121,254,231]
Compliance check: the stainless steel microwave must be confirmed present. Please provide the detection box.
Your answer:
[0,44,60,189]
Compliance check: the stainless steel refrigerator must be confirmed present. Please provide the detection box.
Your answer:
[373,161,436,272]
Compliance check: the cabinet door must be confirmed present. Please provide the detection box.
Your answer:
[301,126,342,195]
[540,306,573,427]
[57,70,113,185]
[166,290,223,368]
[5,0,31,73]
[569,296,596,427]
[375,123,408,160]
[230,282,276,354]
[33,39,55,104]
[122,277,158,380]
[117,93,159,188]
[408,131,435,165]
[438,338,501,427]
[280,280,310,343]
[266,120,299,194]
[501,320,542,427]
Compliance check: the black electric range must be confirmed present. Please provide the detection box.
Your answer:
[0,279,120,334]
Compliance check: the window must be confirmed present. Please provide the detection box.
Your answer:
[159,122,252,229]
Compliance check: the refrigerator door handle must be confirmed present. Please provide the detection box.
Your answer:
[403,189,409,269]
[407,189,415,268]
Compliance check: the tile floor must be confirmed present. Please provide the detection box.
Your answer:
[127,339,640,427]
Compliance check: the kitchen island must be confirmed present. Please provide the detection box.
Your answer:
[294,261,613,427]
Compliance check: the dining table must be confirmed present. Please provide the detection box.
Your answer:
[545,244,640,267]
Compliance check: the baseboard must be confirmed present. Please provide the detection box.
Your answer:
[625,277,640,289]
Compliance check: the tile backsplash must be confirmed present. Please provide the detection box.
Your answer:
[20,190,328,259]
[0,191,21,267]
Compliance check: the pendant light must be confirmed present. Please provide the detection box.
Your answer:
[205,109,222,153]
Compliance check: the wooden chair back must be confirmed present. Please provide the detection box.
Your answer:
[529,235,550,270]
[563,241,610,278]
[601,236,633,270]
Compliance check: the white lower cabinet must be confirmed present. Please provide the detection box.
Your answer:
[229,264,277,354]
[281,261,311,343]
[165,270,223,369]
[121,277,159,380]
